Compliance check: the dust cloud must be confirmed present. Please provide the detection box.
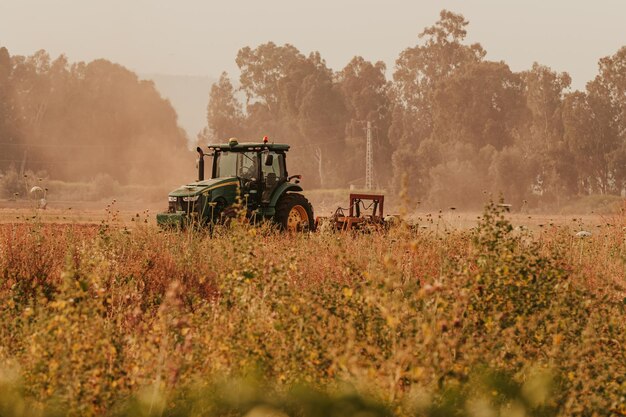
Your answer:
[0,48,195,205]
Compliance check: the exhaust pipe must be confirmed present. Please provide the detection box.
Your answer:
[196,146,204,181]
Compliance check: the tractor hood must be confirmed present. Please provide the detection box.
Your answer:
[169,177,238,197]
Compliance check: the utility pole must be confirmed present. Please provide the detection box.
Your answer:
[365,121,373,190]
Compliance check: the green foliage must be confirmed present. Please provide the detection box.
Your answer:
[470,200,566,320]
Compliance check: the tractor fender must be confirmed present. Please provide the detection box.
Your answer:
[269,182,303,208]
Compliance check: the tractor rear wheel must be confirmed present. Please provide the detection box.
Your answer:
[274,193,315,232]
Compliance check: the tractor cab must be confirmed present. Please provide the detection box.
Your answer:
[208,138,294,208]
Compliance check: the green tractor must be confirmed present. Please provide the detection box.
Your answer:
[156,137,315,231]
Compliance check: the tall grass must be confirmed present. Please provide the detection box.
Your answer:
[0,202,624,416]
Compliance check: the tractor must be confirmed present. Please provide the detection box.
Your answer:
[156,137,315,231]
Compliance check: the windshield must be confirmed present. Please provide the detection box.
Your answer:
[214,151,258,179]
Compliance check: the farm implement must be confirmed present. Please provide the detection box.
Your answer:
[315,193,387,232]
[157,137,388,232]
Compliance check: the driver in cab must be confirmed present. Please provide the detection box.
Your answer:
[241,155,258,181]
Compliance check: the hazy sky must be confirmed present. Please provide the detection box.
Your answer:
[1,0,625,90]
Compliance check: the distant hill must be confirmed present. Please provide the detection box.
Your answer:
[141,73,216,143]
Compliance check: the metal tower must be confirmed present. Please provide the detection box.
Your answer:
[365,121,373,190]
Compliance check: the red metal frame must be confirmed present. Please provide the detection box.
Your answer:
[348,193,384,218]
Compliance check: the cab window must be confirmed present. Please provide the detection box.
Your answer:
[262,152,283,180]
[215,152,237,178]
[215,151,258,179]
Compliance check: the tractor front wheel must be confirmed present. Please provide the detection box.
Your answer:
[274,193,315,232]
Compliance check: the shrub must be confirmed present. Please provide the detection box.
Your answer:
[0,201,624,415]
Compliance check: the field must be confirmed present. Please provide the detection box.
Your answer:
[0,200,625,417]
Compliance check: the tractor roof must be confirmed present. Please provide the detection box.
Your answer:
[207,140,290,152]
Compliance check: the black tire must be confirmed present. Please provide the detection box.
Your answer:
[274,193,315,232]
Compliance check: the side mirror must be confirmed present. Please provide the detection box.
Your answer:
[264,154,274,166]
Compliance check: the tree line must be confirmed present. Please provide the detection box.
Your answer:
[203,10,625,209]
[0,47,190,190]
[0,10,623,208]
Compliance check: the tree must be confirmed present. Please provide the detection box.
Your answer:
[519,64,575,201]
[0,47,22,172]
[337,57,392,186]
[393,9,485,117]
[562,47,625,194]
[589,46,626,192]
[390,10,486,195]
[430,61,526,151]
[562,92,611,193]
[408,60,530,207]
[293,56,346,187]
[521,63,571,148]
[236,42,306,115]
[206,72,245,141]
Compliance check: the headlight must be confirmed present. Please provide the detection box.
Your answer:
[182,195,199,202]
[168,196,177,202]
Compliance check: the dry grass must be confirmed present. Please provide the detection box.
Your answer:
[0,201,624,416]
